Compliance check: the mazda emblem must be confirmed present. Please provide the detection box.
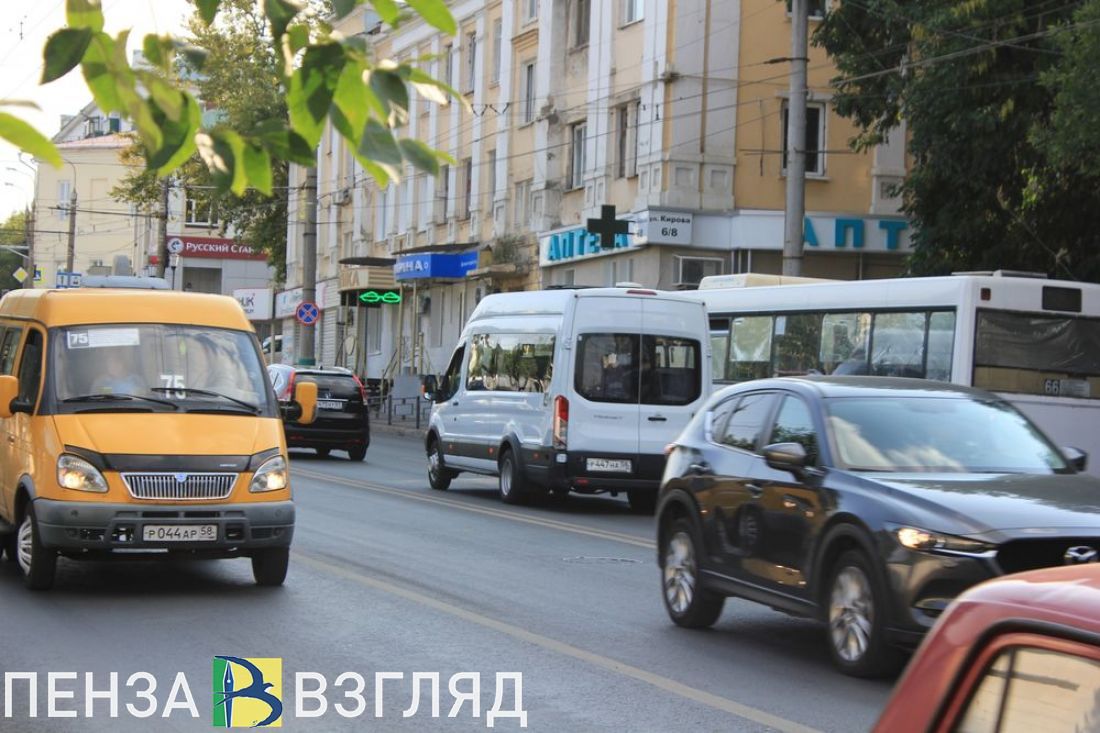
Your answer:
[1063,545,1099,565]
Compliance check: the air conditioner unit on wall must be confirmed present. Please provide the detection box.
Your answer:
[334,188,352,206]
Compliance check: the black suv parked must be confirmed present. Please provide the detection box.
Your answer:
[657,376,1098,677]
[268,365,370,461]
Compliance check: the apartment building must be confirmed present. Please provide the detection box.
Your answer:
[281,0,912,379]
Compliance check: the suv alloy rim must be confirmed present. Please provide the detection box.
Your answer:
[829,566,873,662]
[664,532,696,614]
[16,515,33,575]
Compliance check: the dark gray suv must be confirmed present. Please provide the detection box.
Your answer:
[268,365,370,461]
[656,376,1098,676]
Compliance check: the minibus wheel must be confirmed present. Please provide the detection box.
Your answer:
[17,505,57,591]
[498,448,530,505]
[252,547,289,587]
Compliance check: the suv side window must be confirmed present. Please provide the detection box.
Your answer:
[768,395,819,465]
[16,329,43,408]
[718,392,775,452]
[954,646,1100,732]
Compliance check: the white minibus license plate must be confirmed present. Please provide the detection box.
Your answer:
[587,458,631,473]
[317,399,344,410]
[142,525,217,542]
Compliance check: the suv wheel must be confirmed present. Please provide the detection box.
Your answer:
[825,549,903,677]
[427,438,455,491]
[660,518,724,628]
[17,505,57,591]
[252,548,289,587]
[347,446,367,462]
[498,449,530,505]
[316,448,330,458]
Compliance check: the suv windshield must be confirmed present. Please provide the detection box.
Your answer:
[826,396,1067,474]
[52,325,273,415]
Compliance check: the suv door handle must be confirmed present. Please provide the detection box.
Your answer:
[451,401,459,406]
[647,415,667,422]
[746,482,764,498]
[689,462,712,476]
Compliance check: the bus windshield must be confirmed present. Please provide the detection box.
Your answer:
[974,310,1100,400]
[52,325,274,415]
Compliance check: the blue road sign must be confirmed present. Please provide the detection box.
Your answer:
[56,271,83,289]
[295,301,319,326]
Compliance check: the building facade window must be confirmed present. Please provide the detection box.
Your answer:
[522,62,536,123]
[491,19,502,84]
[616,105,629,178]
[185,195,217,226]
[781,102,826,176]
[437,164,451,221]
[57,180,71,219]
[623,0,644,25]
[571,122,587,190]
[631,100,642,176]
[605,257,634,286]
[786,0,828,19]
[572,0,590,47]
[460,157,473,219]
[514,180,531,228]
[377,186,389,240]
[464,31,477,93]
[675,256,724,286]
[443,43,454,86]
[367,309,382,353]
[486,149,497,206]
[523,0,538,23]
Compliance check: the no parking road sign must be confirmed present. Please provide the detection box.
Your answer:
[296,301,320,326]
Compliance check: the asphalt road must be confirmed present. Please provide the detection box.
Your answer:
[0,431,894,732]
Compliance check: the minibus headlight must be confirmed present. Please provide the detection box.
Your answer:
[57,455,109,493]
[250,456,289,493]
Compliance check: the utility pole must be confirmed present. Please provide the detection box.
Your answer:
[299,166,318,366]
[23,206,34,288]
[155,178,170,278]
[782,0,809,276]
[65,184,77,273]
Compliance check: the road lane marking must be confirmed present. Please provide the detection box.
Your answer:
[296,552,821,733]
[292,467,655,550]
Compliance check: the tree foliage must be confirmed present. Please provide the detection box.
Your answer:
[3,0,460,199]
[0,211,30,292]
[815,0,1100,281]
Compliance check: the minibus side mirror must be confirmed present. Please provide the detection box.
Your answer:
[1062,446,1088,472]
[422,374,438,401]
[0,375,17,418]
[293,381,318,425]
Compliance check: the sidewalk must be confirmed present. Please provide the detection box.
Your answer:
[370,416,427,440]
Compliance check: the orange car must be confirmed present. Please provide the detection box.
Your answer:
[0,283,316,590]
[874,564,1100,732]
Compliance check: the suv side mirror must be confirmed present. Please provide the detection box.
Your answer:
[763,442,808,476]
[0,375,18,418]
[293,381,318,425]
[1062,446,1088,472]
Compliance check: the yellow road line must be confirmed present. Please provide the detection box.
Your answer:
[296,552,822,733]
[292,467,656,550]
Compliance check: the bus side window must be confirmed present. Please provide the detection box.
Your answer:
[0,326,22,375]
[15,330,43,408]
[926,311,956,381]
[729,316,773,382]
[870,312,927,378]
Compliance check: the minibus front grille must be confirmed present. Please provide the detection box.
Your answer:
[121,472,237,501]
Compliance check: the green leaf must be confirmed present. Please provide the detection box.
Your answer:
[368,68,409,119]
[287,42,346,148]
[140,73,184,122]
[264,0,303,42]
[358,119,402,166]
[145,93,201,174]
[369,0,401,24]
[81,33,124,112]
[0,112,61,168]
[256,122,316,166]
[286,24,311,54]
[405,0,456,35]
[242,143,273,196]
[331,62,370,140]
[202,130,249,195]
[66,0,104,32]
[195,0,221,24]
[407,66,465,110]
[398,138,439,175]
[332,0,361,20]
[42,28,93,84]
[360,158,398,187]
[141,34,174,71]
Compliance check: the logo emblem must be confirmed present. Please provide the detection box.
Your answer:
[174,473,188,484]
[213,657,283,728]
[1063,546,1099,565]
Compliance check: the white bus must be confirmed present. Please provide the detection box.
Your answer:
[685,271,1100,473]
